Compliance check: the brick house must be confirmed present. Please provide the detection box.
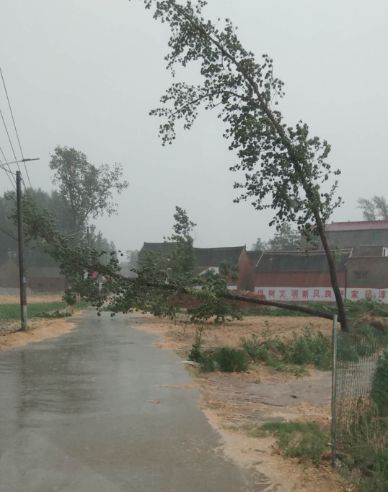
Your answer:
[326,220,388,249]
[138,242,249,289]
[252,250,350,302]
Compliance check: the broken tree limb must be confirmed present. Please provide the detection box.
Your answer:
[225,291,335,320]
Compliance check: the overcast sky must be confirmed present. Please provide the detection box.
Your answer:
[1,0,387,252]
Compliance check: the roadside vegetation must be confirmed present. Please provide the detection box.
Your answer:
[249,421,329,466]
[0,301,67,320]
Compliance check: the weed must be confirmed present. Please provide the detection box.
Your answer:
[284,328,331,369]
[372,350,388,417]
[257,421,329,465]
[242,327,331,371]
[213,347,249,372]
[188,342,202,363]
[194,347,249,373]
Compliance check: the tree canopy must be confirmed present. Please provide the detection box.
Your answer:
[50,146,128,235]
[358,196,388,221]
[134,0,347,329]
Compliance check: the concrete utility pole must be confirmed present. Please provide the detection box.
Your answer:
[16,170,27,330]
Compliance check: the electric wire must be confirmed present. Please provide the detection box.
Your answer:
[0,110,28,193]
[0,68,32,188]
[0,143,16,187]
[0,164,16,188]
[0,106,21,173]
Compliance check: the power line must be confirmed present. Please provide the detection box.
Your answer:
[0,143,16,187]
[0,106,21,174]
[0,68,32,188]
[0,164,16,188]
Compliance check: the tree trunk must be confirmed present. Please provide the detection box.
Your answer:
[225,291,334,320]
[315,218,348,331]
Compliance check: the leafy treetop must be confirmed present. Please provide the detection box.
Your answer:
[50,146,129,233]
[140,0,342,233]
[358,196,388,221]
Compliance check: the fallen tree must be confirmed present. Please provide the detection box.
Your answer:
[133,0,348,330]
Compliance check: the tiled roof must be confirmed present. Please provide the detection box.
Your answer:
[194,246,245,268]
[326,220,388,232]
[139,242,177,256]
[255,250,351,273]
[139,243,245,268]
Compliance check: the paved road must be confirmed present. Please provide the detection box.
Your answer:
[0,313,263,491]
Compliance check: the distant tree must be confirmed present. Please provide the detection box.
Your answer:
[358,196,388,221]
[49,146,129,236]
[138,0,347,329]
[0,188,116,270]
[127,250,139,271]
[251,237,268,251]
[166,206,196,279]
[267,223,301,251]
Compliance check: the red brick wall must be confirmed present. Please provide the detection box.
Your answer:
[28,277,66,292]
[254,271,346,288]
[237,250,254,290]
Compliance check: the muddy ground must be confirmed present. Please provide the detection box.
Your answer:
[133,314,351,492]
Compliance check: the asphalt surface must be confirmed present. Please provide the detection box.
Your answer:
[0,312,264,491]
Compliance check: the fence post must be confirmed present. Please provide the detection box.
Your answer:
[331,314,338,467]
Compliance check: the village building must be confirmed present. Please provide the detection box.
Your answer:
[252,250,350,302]
[138,242,250,290]
[248,220,388,303]
[0,259,66,292]
[326,220,388,249]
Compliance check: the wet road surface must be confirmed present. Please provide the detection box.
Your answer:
[0,313,263,491]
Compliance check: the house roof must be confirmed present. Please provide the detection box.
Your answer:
[255,250,351,273]
[139,243,245,268]
[326,220,388,232]
[138,242,178,261]
[194,246,245,268]
[246,250,263,267]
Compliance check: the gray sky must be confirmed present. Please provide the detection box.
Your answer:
[1,0,387,251]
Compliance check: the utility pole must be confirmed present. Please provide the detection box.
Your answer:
[16,170,27,330]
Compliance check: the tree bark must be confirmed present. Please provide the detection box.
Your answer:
[315,217,348,331]
[225,291,334,320]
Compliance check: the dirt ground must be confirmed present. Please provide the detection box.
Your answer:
[132,314,351,492]
[0,293,76,350]
[0,317,76,351]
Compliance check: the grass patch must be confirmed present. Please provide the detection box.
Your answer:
[251,421,329,465]
[241,327,331,371]
[0,302,67,320]
[337,401,388,491]
[337,324,388,363]
[242,300,388,319]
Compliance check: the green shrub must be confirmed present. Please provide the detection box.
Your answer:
[285,328,331,369]
[337,336,360,362]
[337,324,388,363]
[213,347,249,372]
[257,421,329,465]
[358,449,388,492]
[242,335,270,362]
[188,342,202,363]
[199,353,217,372]
[197,347,249,373]
[372,350,388,417]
